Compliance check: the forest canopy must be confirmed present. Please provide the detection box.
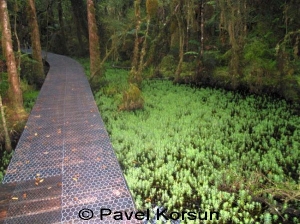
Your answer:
[1,0,299,101]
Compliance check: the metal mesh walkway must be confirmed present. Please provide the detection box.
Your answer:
[1,53,139,223]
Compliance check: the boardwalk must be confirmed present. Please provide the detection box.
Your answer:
[0,53,138,223]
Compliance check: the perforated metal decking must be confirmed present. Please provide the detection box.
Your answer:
[1,53,139,223]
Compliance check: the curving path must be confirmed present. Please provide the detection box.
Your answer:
[0,52,139,223]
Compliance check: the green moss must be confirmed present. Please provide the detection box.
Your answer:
[158,55,177,78]
[23,90,39,112]
[180,61,197,77]
[20,54,39,86]
[212,66,233,86]
[119,83,144,111]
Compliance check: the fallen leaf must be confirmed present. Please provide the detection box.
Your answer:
[23,193,27,199]
[145,198,151,203]
[57,129,61,134]
[35,174,44,185]
[72,178,78,182]
[112,190,121,196]
[74,197,78,201]
[57,182,62,187]
[25,161,29,164]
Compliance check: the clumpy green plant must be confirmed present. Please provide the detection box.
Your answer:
[23,90,39,112]
[95,70,300,223]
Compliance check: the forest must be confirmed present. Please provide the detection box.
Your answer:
[0,0,300,223]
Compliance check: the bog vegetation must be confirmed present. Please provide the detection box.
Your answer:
[91,66,299,224]
[0,0,300,223]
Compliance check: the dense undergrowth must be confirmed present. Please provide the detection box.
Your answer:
[0,55,42,181]
[94,66,300,223]
[0,87,38,181]
[0,86,39,181]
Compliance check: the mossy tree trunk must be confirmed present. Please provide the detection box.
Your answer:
[27,0,44,87]
[13,0,21,76]
[0,0,26,120]
[200,0,205,58]
[171,0,196,83]
[120,0,149,111]
[129,0,143,86]
[174,12,185,82]
[219,0,247,88]
[137,16,149,81]
[136,0,158,79]
[87,0,101,80]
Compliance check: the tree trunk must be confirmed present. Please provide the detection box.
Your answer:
[219,0,247,88]
[129,0,143,86]
[13,1,21,75]
[87,0,101,80]
[137,0,156,80]
[137,16,150,77]
[0,94,12,153]
[175,13,184,82]
[0,0,26,119]
[120,0,144,111]
[27,0,45,87]
[200,0,205,58]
